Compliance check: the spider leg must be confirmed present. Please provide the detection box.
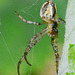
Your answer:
[15,11,46,25]
[51,35,59,74]
[18,56,24,75]
[17,28,48,75]
[29,28,47,42]
[51,17,66,24]
[24,28,48,66]
[58,17,66,23]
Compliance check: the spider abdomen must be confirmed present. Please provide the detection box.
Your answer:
[40,0,57,23]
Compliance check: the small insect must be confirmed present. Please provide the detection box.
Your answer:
[15,0,66,75]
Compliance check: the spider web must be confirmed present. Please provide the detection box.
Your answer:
[0,17,16,66]
[0,18,17,75]
[0,32,16,66]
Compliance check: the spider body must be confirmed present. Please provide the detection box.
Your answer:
[47,22,58,38]
[40,0,58,38]
[15,0,65,75]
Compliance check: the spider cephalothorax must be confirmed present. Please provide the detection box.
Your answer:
[15,0,66,75]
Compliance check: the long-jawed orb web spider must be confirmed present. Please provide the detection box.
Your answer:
[15,0,66,75]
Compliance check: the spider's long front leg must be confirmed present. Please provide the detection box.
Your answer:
[18,56,24,75]
[17,28,48,75]
[24,28,48,65]
[51,35,59,74]
[15,11,46,25]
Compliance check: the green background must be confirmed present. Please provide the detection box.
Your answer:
[0,0,67,75]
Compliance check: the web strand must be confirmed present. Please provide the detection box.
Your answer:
[0,32,16,67]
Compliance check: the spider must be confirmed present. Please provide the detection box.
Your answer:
[15,0,66,75]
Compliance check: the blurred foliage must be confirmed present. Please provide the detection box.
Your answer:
[0,0,67,75]
[67,44,75,74]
